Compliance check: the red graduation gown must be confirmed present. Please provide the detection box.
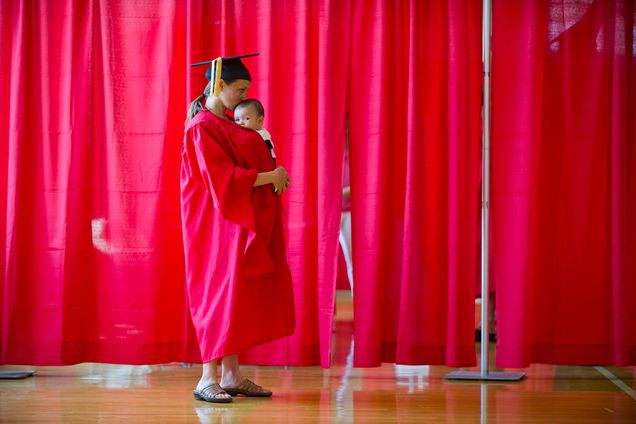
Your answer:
[180,110,295,362]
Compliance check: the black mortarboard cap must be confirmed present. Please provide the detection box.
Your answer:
[191,53,258,82]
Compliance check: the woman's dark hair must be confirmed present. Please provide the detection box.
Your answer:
[186,79,237,122]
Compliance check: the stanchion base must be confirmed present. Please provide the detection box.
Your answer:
[0,371,36,379]
[444,371,525,381]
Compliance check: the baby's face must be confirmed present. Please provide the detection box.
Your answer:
[234,104,264,130]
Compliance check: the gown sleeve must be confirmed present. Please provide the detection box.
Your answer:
[185,122,259,232]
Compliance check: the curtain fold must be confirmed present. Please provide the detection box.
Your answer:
[348,0,482,367]
[492,0,636,367]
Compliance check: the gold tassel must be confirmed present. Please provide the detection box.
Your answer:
[213,57,222,96]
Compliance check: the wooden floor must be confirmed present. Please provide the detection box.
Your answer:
[2,292,635,423]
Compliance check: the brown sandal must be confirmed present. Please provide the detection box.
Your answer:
[222,378,272,397]
[193,383,233,403]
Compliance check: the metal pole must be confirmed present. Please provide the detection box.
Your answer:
[480,0,493,377]
[445,0,524,382]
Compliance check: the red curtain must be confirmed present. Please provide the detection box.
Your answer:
[348,0,482,367]
[0,0,199,365]
[492,0,636,366]
[0,0,348,366]
[11,0,630,370]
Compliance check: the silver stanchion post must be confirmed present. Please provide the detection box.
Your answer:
[445,0,525,383]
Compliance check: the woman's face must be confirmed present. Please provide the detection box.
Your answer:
[220,79,250,110]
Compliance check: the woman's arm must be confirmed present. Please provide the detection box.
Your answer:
[254,166,290,194]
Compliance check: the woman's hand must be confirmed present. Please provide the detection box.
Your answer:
[254,166,290,195]
[271,166,290,194]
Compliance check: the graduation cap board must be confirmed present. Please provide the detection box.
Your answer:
[191,53,259,96]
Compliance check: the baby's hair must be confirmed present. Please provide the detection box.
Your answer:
[235,98,265,118]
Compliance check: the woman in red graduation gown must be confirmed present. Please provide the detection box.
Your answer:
[181,54,295,403]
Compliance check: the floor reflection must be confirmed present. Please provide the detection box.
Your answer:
[79,363,153,389]
[334,336,355,420]
[1,292,635,423]
[194,403,237,424]
[394,364,430,393]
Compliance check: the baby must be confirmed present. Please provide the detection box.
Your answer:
[234,99,276,165]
